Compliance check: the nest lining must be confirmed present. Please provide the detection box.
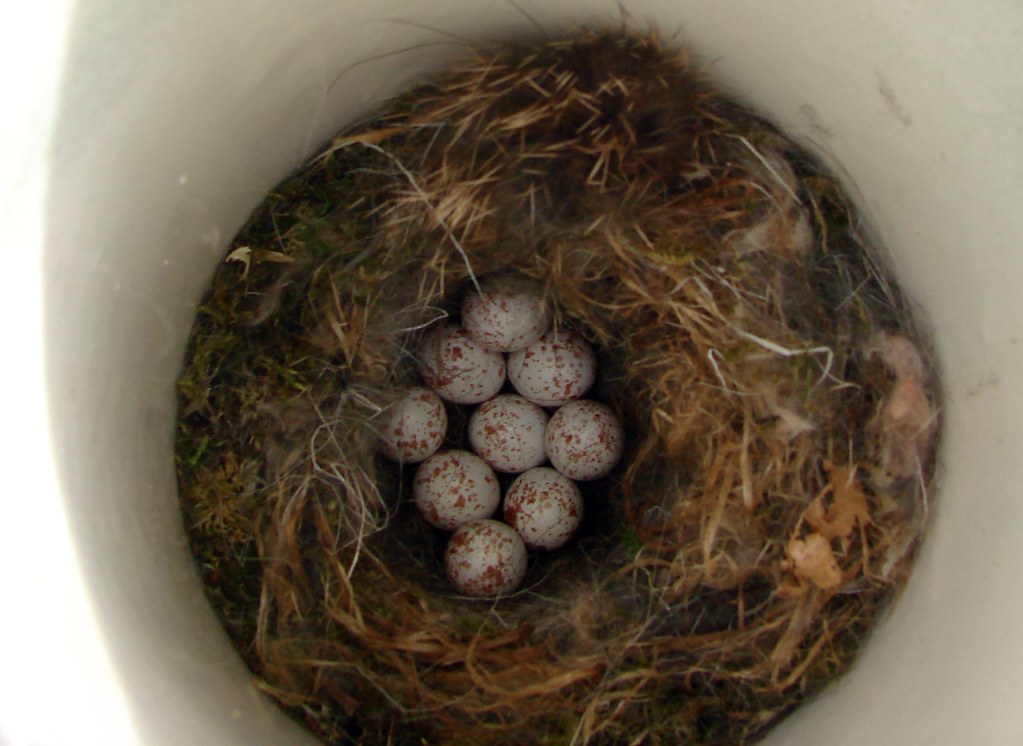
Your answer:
[176,29,940,746]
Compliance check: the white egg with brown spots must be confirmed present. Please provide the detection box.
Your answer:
[415,322,506,405]
[507,329,596,407]
[413,450,500,531]
[503,467,583,550]
[545,399,624,481]
[462,274,552,352]
[468,394,549,473]
[378,386,447,463]
[445,519,528,597]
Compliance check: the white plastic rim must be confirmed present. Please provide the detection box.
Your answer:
[1,1,1022,745]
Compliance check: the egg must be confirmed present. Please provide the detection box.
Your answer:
[413,450,500,531]
[467,394,549,473]
[503,467,583,550]
[507,329,596,407]
[415,322,506,405]
[462,274,552,352]
[445,519,528,597]
[544,399,625,481]
[378,386,447,463]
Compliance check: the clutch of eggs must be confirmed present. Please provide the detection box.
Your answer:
[371,273,628,599]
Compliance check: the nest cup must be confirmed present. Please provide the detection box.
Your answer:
[175,27,943,743]
[19,2,1023,746]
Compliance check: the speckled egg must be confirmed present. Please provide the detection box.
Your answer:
[503,467,583,550]
[378,386,447,463]
[415,322,506,405]
[467,394,549,473]
[544,399,625,481]
[506,329,596,407]
[462,274,552,352]
[445,519,528,597]
[413,450,501,531]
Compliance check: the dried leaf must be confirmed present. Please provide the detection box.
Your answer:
[225,246,295,279]
[776,575,809,599]
[252,248,296,265]
[804,463,872,544]
[225,246,252,275]
[786,533,842,591]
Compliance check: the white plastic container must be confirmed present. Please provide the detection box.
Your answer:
[2,1,1022,744]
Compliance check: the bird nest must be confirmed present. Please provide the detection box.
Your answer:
[176,29,940,746]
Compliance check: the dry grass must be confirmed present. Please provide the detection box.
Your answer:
[176,29,939,745]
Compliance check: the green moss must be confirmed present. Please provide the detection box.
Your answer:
[619,523,644,554]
